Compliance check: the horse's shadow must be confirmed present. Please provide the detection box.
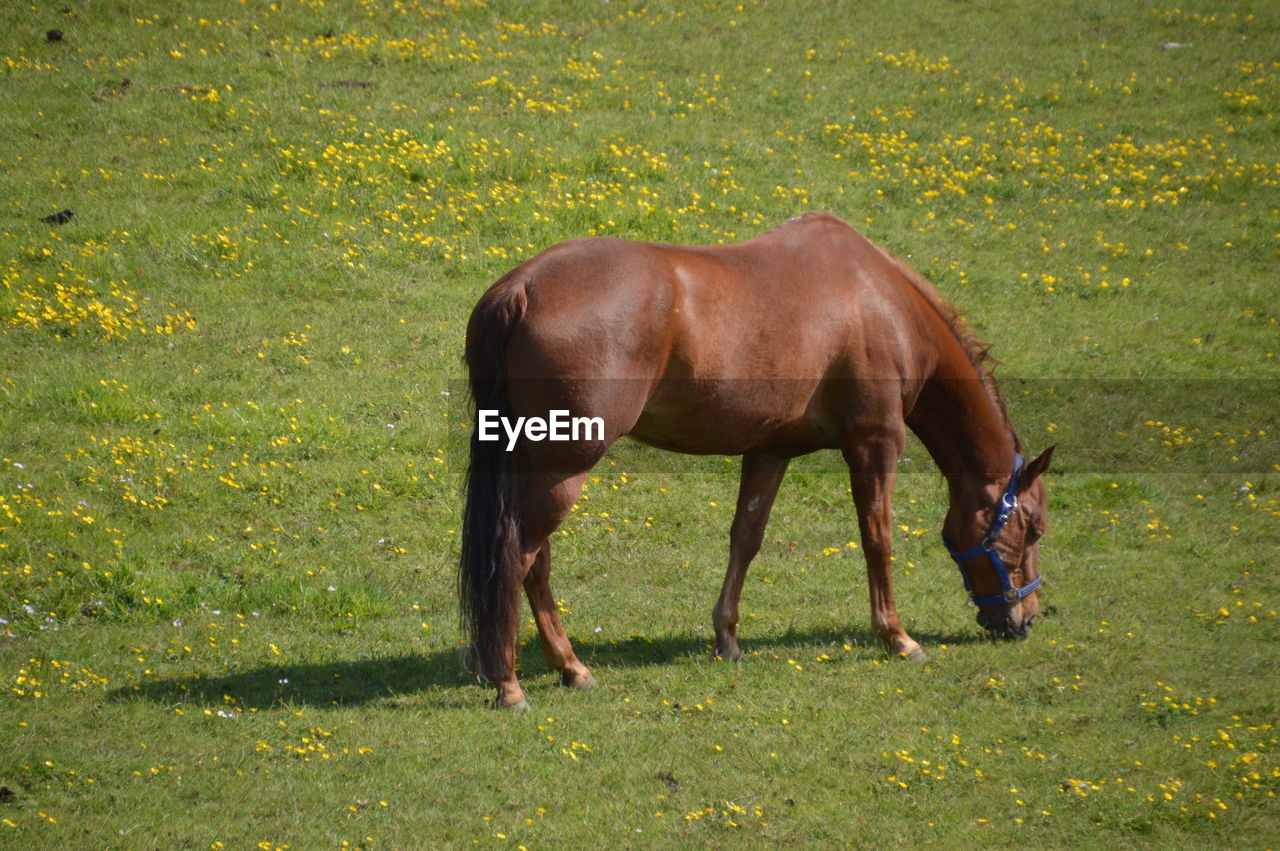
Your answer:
[110,626,992,710]
[578,624,989,669]
[111,649,463,711]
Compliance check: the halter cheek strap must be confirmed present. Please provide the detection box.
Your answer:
[942,453,1043,607]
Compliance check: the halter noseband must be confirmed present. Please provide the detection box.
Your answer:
[942,453,1043,607]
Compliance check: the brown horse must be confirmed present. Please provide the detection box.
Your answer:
[460,212,1052,710]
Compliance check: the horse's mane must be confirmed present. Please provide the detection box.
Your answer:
[877,246,1022,453]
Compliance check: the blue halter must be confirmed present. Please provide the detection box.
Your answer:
[942,453,1043,607]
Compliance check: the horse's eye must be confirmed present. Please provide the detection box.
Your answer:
[1027,527,1043,544]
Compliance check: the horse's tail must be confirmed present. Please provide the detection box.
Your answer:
[459,273,528,680]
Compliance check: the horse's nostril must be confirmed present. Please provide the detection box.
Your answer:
[977,609,1032,639]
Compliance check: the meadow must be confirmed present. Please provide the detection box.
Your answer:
[1,0,1277,846]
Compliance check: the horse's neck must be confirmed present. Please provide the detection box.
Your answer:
[908,364,1017,502]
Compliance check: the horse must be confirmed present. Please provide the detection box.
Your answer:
[460,211,1053,710]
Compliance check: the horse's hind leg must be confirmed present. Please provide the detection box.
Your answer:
[490,468,593,709]
[712,452,788,661]
[524,538,596,689]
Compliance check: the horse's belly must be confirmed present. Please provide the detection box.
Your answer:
[627,379,832,455]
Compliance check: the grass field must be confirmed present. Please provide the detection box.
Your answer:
[2,0,1277,846]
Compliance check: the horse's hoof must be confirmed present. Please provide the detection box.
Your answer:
[561,670,597,690]
[711,646,742,662]
[900,647,928,662]
[492,694,530,711]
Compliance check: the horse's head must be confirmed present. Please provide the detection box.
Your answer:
[943,447,1054,639]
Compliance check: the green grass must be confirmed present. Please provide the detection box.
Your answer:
[2,0,1277,846]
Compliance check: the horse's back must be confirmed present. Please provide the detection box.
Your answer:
[476,213,941,455]
[501,212,910,370]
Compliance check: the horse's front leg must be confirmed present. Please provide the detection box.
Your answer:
[844,434,925,661]
[712,452,789,660]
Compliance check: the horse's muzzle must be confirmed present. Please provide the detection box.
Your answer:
[977,607,1035,639]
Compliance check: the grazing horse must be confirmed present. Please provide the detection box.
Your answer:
[460,212,1052,710]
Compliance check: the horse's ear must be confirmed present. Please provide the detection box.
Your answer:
[1018,446,1054,493]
